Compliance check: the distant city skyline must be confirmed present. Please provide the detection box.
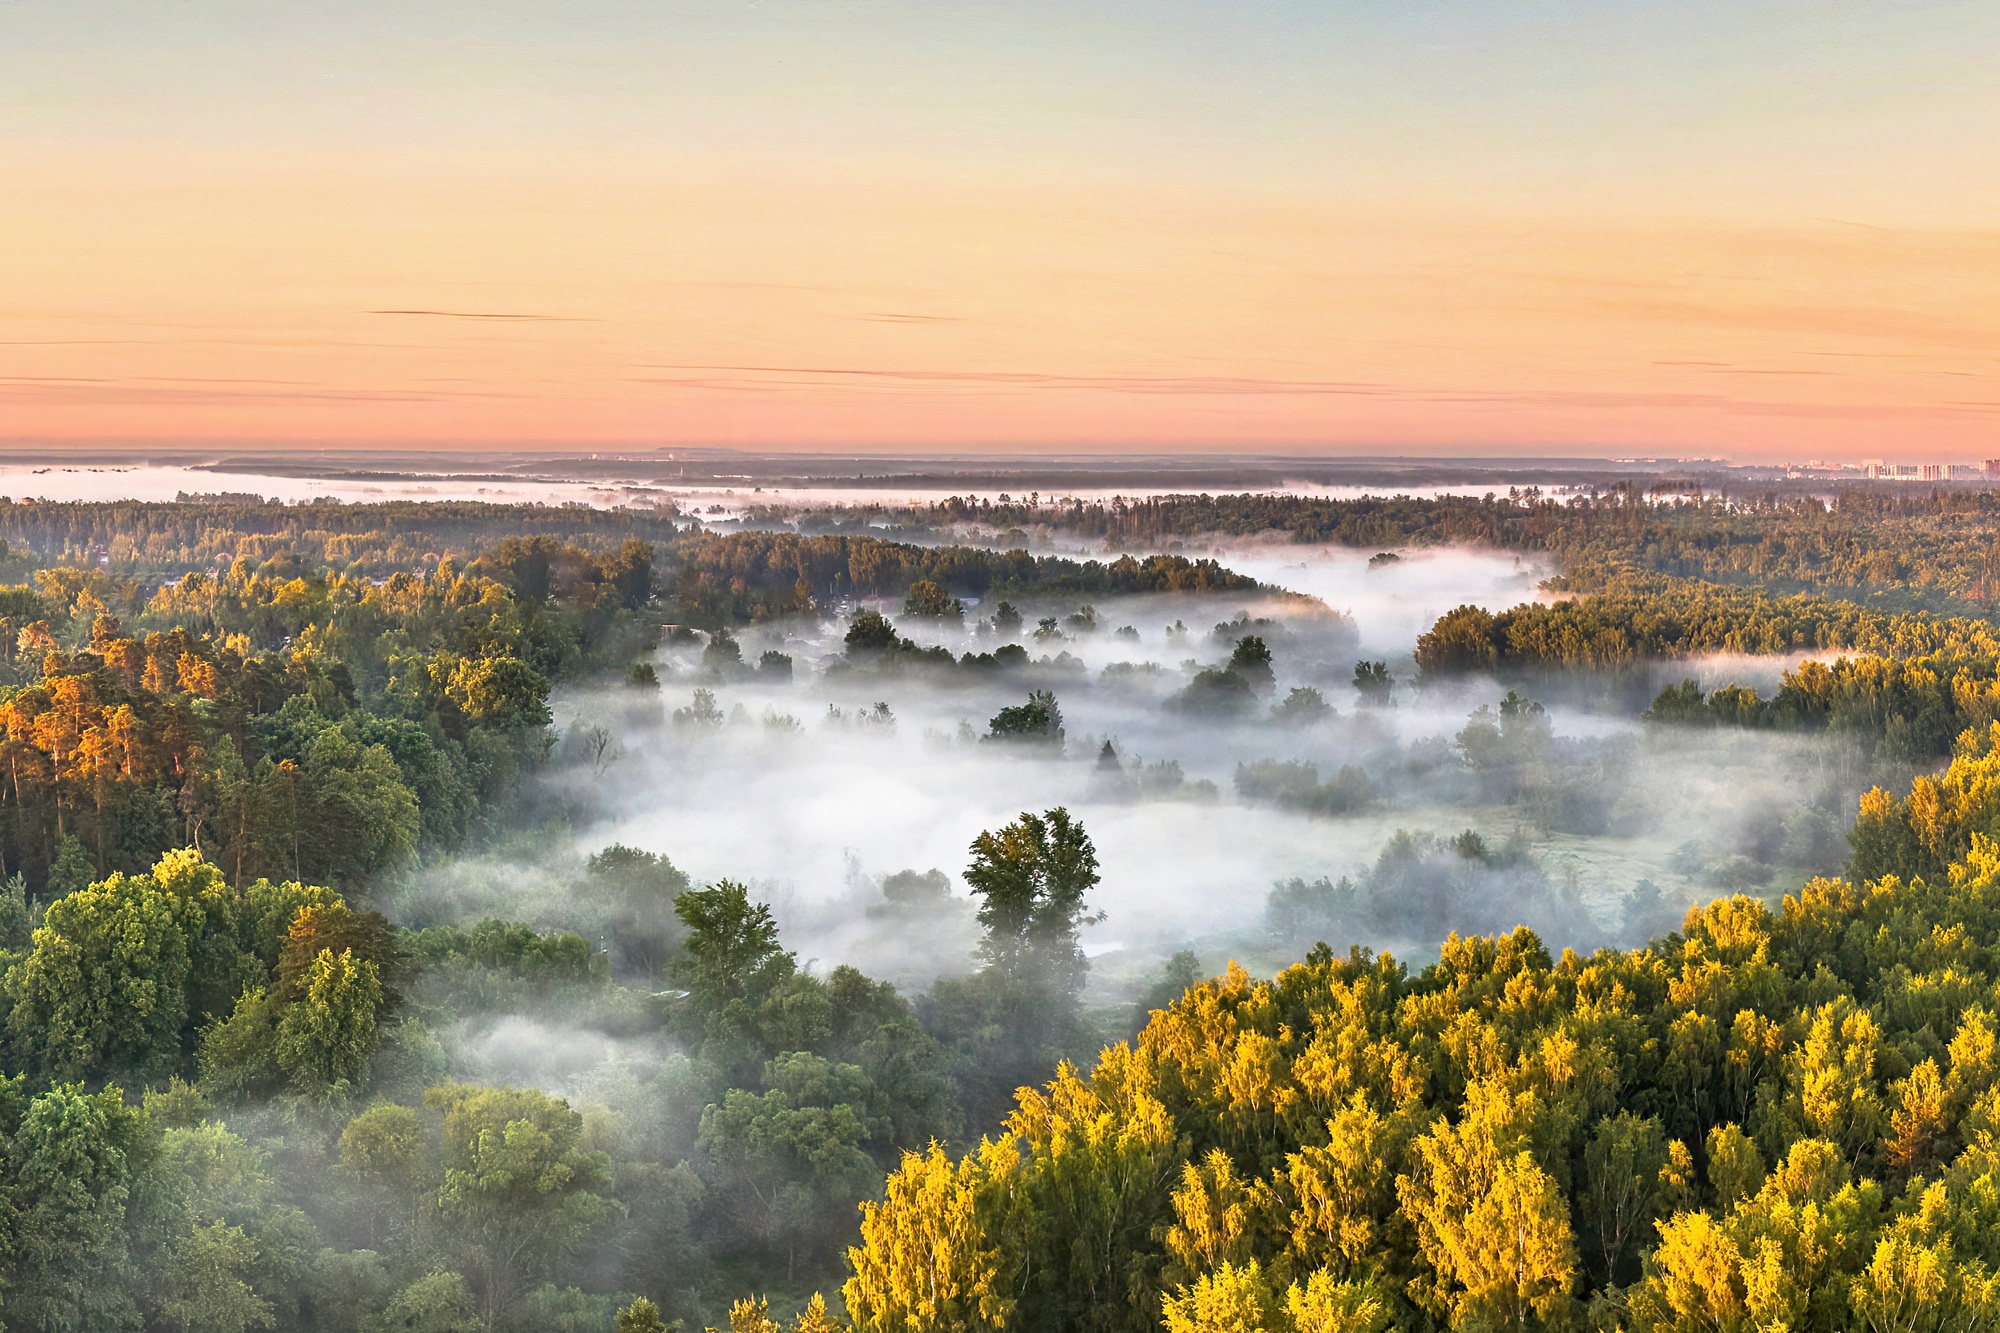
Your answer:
[5,1,1998,459]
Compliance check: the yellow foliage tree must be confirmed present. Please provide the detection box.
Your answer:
[1165,1149,1270,1284]
[843,1142,1008,1333]
[1161,1259,1276,1333]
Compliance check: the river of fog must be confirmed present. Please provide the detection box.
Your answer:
[0,462,697,510]
[499,547,1878,1001]
[0,460,1574,518]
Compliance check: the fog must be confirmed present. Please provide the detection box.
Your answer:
[504,546,1880,1005]
[1218,544,1550,658]
[0,458,1568,517]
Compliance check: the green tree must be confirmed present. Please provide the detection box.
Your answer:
[963,808,1099,1000]
[1705,1122,1766,1209]
[845,611,901,657]
[617,1296,672,1333]
[584,843,691,979]
[985,691,1064,747]
[0,870,34,949]
[157,1220,273,1333]
[1,1082,144,1330]
[338,1101,431,1243]
[376,1270,482,1333]
[7,865,192,1080]
[425,1082,614,1328]
[1457,707,1505,770]
[704,628,747,675]
[47,832,96,897]
[1169,669,1255,716]
[272,946,381,1101]
[301,728,421,886]
[999,1066,1181,1333]
[305,1250,394,1333]
[668,880,797,1053]
[699,1067,880,1277]
[1226,636,1275,695]
[1414,605,1500,677]
[1352,661,1392,707]
[447,653,552,731]
[274,901,404,1013]
[1497,691,1551,763]
[197,987,283,1102]
[143,1077,213,1130]
[1579,1113,1679,1287]
[902,580,962,619]
[1271,686,1332,725]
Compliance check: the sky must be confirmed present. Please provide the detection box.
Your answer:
[3,0,1997,460]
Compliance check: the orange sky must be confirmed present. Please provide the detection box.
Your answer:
[5,1,1998,460]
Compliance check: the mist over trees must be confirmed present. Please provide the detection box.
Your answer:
[0,803,1107,1331]
[844,780,2000,1333]
[5,483,2000,1331]
[870,488,2000,615]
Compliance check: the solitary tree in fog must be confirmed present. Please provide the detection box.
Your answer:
[985,690,1065,749]
[667,879,796,1042]
[963,807,1099,1002]
[1353,660,1393,707]
[1228,634,1275,694]
[902,579,963,619]
[845,609,901,656]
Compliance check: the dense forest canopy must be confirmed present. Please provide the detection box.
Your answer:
[23,487,2000,617]
[1408,578,2000,763]
[0,497,686,577]
[0,500,1296,1332]
[843,745,2000,1333]
[1414,581,2000,678]
[4,488,2000,1332]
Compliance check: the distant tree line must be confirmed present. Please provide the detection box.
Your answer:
[1414,582,2000,677]
[1644,653,2000,760]
[669,532,1260,625]
[870,489,2000,615]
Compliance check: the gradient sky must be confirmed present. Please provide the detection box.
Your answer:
[4,0,1997,459]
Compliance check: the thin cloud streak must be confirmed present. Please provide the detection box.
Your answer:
[624,365,2000,421]
[367,310,597,322]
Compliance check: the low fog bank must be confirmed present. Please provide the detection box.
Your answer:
[514,567,1881,1005]
[351,551,1898,1113]
[551,689,1864,981]
[1213,544,1551,656]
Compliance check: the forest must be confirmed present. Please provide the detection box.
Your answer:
[5,488,2000,1333]
[772,488,2000,616]
[846,757,2000,1333]
[0,508,1287,1333]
